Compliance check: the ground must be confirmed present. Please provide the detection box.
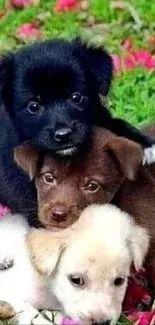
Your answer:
[0,0,154,324]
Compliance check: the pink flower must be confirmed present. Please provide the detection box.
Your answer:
[124,53,137,70]
[54,0,79,12]
[112,54,122,73]
[16,23,41,40]
[0,204,11,218]
[61,317,80,325]
[128,311,155,325]
[10,0,39,9]
[122,38,133,51]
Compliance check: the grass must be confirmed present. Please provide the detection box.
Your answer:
[0,1,154,324]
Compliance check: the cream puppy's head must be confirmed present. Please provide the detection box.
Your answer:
[27,204,149,325]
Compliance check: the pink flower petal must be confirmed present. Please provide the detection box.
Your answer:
[112,54,122,73]
[122,39,133,51]
[124,53,137,70]
[144,56,155,69]
[16,23,41,40]
[61,317,80,325]
[128,311,155,325]
[54,0,79,12]
[0,204,11,218]
[133,50,151,65]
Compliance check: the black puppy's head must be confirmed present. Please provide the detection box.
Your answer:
[0,38,113,155]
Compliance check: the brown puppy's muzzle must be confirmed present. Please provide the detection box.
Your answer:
[39,203,81,229]
[51,207,68,222]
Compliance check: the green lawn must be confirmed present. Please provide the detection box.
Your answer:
[0,1,154,325]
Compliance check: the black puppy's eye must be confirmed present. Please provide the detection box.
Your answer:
[68,275,85,287]
[114,277,125,286]
[71,92,84,105]
[85,181,100,193]
[42,173,55,185]
[27,101,42,114]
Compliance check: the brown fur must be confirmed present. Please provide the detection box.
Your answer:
[14,125,155,278]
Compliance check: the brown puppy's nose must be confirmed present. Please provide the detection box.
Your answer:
[51,208,68,222]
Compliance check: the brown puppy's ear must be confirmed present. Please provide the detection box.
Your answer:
[105,137,143,181]
[14,143,39,180]
[26,230,68,276]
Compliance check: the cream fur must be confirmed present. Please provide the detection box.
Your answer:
[28,204,149,325]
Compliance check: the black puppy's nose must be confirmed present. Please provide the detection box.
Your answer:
[55,128,73,143]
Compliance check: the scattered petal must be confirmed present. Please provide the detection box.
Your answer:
[16,23,42,41]
[110,1,126,10]
[61,317,80,325]
[122,39,133,51]
[80,0,89,11]
[54,0,79,13]
[128,311,155,325]
[10,0,39,9]
[112,54,122,73]
[36,11,51,23]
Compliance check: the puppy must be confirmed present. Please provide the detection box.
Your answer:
[15,125,155,280]
[0,38,154,223]
[27,204,149,325]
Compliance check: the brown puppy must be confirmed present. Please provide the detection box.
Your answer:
[14,128,143,229]
[14,125,155,277]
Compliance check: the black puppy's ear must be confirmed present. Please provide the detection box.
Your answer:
[0,54,13,105]
[14,143,39,180]
[73,38,113,95]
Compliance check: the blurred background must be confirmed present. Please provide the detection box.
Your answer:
[0,0,154,127]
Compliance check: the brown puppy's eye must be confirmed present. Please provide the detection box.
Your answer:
[114,277,125,286]
[42,173,55,185]
[71,92,84,105]
[27,102,42,114]
[68,275,85,287]
[86,181,100,193]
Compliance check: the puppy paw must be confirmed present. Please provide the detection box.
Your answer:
[0,301,16,320]
[143,145,155,165]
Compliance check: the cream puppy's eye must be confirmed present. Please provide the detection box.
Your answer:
[68,275,85,287]
[42,173,56,185]
[114,277,125,286]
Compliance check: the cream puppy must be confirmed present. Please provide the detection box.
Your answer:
[28,204,149,325]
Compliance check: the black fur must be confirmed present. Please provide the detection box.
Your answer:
[0,38,153,225]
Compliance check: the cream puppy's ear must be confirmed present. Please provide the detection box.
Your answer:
[26,230,68,276]
[129,224,150,271]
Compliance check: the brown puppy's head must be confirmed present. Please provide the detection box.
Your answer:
[14,128,143,229]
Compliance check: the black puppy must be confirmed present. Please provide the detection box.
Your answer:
[0,38,154,225]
